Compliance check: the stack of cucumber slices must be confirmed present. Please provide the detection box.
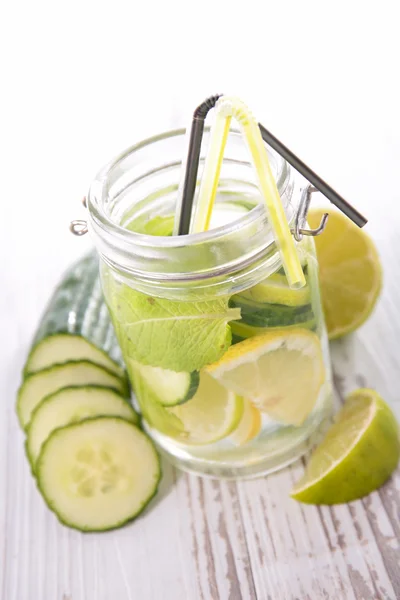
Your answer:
[17,253,161,532]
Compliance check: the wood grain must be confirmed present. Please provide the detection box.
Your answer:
[2,183,400,600]
[2,317,399,599]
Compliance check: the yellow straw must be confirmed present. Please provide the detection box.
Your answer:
[191,111,231,234]
[190,96,306,290]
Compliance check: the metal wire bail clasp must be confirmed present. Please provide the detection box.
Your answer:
[292,185,329,242]
[70,197,88,236]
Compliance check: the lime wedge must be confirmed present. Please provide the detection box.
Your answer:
[169,372,243,444]
[308,209,382,339]
[207,329,325,426]
[291,389,400,504]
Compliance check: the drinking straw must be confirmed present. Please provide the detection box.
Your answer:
[257,124,367,228]
[175,96,367,233]
[190,105,232,234]
[173,95,222,235]
[191,96,306,290]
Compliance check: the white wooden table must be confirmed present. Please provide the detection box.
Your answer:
[2,2,400,597]
[2,187,400,600]
[2,267,400,600]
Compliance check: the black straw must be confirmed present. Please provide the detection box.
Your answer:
[258,124,367,228]
[177,94,222,235]
[176,95,367,235]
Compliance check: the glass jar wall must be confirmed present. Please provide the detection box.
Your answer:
[88,129,332,478]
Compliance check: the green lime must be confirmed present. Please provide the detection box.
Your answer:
[291,389,400,504]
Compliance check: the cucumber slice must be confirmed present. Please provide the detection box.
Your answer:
[17,361,128,430]
[129,366,185,437]
[26,334,125,380]
[229,296,314,328]
[37,417,161,532]
[132,361,199,406]
[26,386,139,469]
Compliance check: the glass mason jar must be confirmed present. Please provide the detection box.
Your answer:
[87,128,333,479]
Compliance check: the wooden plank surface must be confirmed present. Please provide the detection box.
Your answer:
[1,210,400,599]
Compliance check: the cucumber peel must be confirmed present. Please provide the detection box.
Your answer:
[131,361,199,407]
[229,295,314,328]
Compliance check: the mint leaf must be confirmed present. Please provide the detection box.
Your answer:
[110,283,241,372]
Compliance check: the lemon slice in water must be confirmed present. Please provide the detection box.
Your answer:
[239,272,311,307]
[169,372,244,445]
[230,398,262,446]
[207,329,325,426]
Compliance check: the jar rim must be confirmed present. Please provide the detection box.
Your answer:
[87,127,296,290]
[87,127,292,250]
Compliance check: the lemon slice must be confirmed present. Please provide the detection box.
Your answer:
[308,209,382,339]
[169,372,243,445]
[230,398,262,446]
[207,329,325,426]
[291,389,400,504]
[239,272,311,307]
[231,318,317,341]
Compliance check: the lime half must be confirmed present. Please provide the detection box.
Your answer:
[291,389,400,504]
[169,372,243,445]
